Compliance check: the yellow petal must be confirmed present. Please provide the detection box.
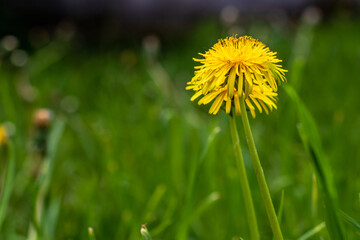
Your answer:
[226,96,231,114]
[191,91,203,101]
[198,89,221,105]
[209,91,226,114]
[244,68,253,98]
[246,99,256,118]
[227,67,236,98]
[250,97,262,113]
[238,67,244,97]
[254,72,264,93]
[259,101,269,115]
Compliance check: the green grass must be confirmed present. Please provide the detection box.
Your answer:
[1,14,360,239]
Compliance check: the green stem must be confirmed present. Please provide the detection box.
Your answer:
[229,111,260,240]
[239,96,283,240]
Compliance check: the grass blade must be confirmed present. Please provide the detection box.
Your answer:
[143,184,167,223]
[177,126,221,240]
[341,211,360,233]
[311,174,318,218]
[43,197,61,238]
[188,192,220,223]
[28,118,66,239]
[276,190,285,224]
[150,197,177,236]
[285,85,345,239]
[0,141,15,231]
[177,191,220,239]
[297,222,326,240]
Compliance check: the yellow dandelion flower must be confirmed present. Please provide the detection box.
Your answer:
[193,84,278,118]
[0,124,7,146]
[187,35,287,117]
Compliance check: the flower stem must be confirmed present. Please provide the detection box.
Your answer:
[229,111,260,240]
[239,96,283,240]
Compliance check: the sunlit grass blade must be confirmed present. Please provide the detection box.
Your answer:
[340,211,360,233]
[311,174,318,218]
[141,225,153,240]
[0,141,15,231]
[285,85,345,239]
[297,222,326,240]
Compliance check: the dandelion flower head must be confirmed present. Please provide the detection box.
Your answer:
[187,36,287,117]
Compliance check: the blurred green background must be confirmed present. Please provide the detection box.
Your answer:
[1,2,360,240]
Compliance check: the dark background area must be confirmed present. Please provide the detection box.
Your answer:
[1,0,358,43]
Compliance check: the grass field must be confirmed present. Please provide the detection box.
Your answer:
[1,11,360,240]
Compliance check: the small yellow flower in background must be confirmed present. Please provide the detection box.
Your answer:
[187,35,287,117]
[0,124,8,146]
